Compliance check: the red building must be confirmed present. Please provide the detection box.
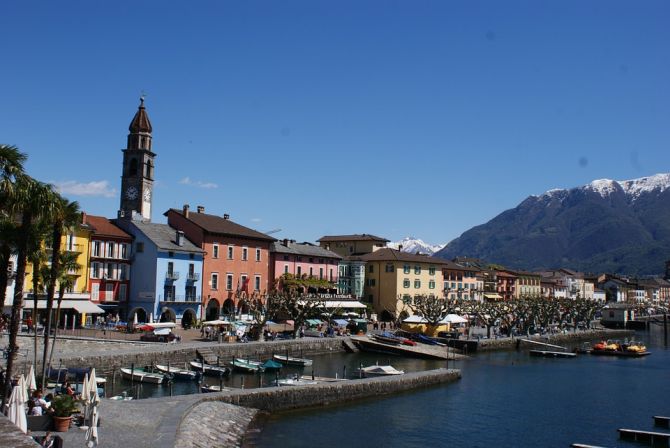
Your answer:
[165,205,276,320]
[84,214,132,317]
[496,270,517,300]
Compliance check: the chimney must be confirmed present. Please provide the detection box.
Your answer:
[176,230,185,247]
[183,204,190,218]
[197,205,205,214]
[283,238,289,247]
[223,213,230,220]
[117,210,125,219]
[398,244,403,252]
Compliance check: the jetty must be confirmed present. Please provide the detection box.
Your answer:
[350,335,466,360]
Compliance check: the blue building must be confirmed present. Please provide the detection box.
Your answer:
[117,220,204,327]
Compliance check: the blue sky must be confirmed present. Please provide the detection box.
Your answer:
[2,1,669,245]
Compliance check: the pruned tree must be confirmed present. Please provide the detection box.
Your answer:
[401,294,460,326]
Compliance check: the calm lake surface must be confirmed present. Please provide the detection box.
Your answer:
[251,327,670,448]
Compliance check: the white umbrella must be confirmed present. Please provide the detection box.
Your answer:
[87,368,99,401]
[85,368,100,447]
[26,365,37,393]
[440,314,468,324]
[18,375,29,404]
[85,405,99,447]
[7,385,27,433]
[133,312,138,325]
[149,313,154,323]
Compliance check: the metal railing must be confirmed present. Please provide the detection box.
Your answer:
[159,294,201,302]
[165,271,180,280]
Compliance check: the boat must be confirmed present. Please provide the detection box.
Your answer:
[370,333,402,345]
[299,375,348,383]
[272,354,313,367]
[622,340,647,353]
[108,394,133,401]
[154,364,200,381]
[189,361,230,377]
[200,384,229,393]
[354,365,405,377]
[120,367,166,384]
[230,358,264,373]
[275,375,318,386]
[589,339,651,357]
[261,359,283,371]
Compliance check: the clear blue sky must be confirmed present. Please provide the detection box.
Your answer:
[2,1,669,245]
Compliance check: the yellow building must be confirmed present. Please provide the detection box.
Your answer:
[360,248,448,319]
[512,270,542,298]
[317,234,389,258]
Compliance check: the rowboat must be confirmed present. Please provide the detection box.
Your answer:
[355,365,404,377]
[189,361,230,377]
[230,358,264,373]
[200,384,229,393]
[154,364,200,381]
[272,354,313,367]
[120,367,166,384]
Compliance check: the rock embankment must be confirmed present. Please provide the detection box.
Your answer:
[477,328,633,351]
[175,401,258,448]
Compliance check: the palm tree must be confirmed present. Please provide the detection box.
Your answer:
[40,198,80,389]
[2,174,57,406]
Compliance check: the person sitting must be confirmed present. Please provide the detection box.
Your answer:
[28,399,43,416]
[63,382,75,397]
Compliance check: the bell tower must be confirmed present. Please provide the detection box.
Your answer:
[119,97,155,221]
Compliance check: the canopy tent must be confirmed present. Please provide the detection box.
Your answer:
[143,322,176,329]
[440,314,468,324]
[403,315,428,323]
[21,299,105,314]
[332,319,349,327]
[298,300,368,309]
[305,319,323,327]
[483,293,502,300]
[202,319,233,326]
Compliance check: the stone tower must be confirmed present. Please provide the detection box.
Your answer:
[119,97,155,221]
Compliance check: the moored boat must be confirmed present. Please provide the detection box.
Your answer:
[354,365,404,377]
[189,361,230,377]
[272,354,313,367]
[120,367,166,384]
[261,359,283,371]
[201,384,229,393]
[154,364,200,380]
[230,358,264,373]
[275,375,318,386]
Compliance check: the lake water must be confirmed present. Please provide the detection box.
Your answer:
[251,327,670,448]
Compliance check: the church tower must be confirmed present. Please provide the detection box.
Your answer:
[119,97,155,221]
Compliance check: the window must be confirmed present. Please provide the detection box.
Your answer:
[368,279,376,286]
[92,262,100,278]
[120,244,127,259]
[188,263,195,278]
[106,263,114,280]
[403,265,410,274]
[297,266,302,276]
[414,280,421,289]
[403,279,410,288]
[414,266,421,275]
[284,265,289,274]
[91,284,99,300]
[136,242,144,253]
[319,268,323,279]
[227,245,233,259]
[167,262,174,276]
[213,244,219,259]
[119,265,127,281]
[429,267,435,275]
[429,280,436,289]
[254,276,261,291]
[226,274,233,290]
[242,247,248,261]
[92,241,101,257]
[283,255,289,261]
[385,264,394,272]
[256,248,261,262]
[369,265,374,273]
[164,285,175,300]
[211,273,218,290]
[185,285,196,301]
[330,269,333,281]
[119,284,127,301]
[241,275,248,291]
[107,243,114,258]
[309,267,313,277]
[168,251,174,258]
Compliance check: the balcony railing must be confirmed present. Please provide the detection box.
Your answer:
[187,272,200,281]
[159,294,201,303]
[165,271,180,281]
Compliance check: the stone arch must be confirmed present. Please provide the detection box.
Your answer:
[222,298,235,316]
[380,310,394,322]
[238,299,250,314]
[206,299,220,321]
[129,307,147,324]
[159,307,176,322]
[145,159,153,179]
[182,308,197,328]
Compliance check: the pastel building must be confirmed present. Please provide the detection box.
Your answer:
[360,248,448,320]
[117,220,204,326]
[269,240,341,289]
[166,205,275,320]
[512,270,542,298]
[442,261,483,301]
[84,214,132,317]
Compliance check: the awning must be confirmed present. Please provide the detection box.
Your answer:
[298,300,367,309]
[332,319,349,327]
[484,293,502,300]
[306,319,323,326]
[21,300,105,314]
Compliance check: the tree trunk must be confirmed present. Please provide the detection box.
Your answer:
[0,244,10,310]
[2,211,30,408]
[47,287,65,382]
[41,226,62,390]
[32,260,39,373]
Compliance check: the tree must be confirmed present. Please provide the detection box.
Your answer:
[266,289,323,338]
[401,294,460,326]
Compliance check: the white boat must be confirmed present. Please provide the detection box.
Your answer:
[189,361,230,377]
[154,364,199,380]
[276,375,318,387]
[355,365,404,377]
[120,367,166,384]
[200,384,229,393]
[108,395,133,401]
[272,354,313,367]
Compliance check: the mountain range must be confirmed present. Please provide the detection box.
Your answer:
[434,173,670,275]
[388,237,446,255]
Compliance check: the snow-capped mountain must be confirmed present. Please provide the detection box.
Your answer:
[436,173,670,275]
[388,237,446,255]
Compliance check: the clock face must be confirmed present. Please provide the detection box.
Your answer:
[125,186,138,200]
[143,188,151,201]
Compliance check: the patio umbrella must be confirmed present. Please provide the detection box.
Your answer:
[149,313,154,323]
[85,368,100,447]
[133,312,138,325]
[18,375,29,404]
[26,365,37,393]
[7,385,27,433]
[85,404,99,447]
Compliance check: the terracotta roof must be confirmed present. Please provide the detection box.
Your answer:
[129,97,152,133]
[360,248,449,265]
[166,209,276,242]
[84,215,131,239]
[317,234,389,243]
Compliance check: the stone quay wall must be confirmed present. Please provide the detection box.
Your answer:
[54,337,347,377]
[477,328,634,351]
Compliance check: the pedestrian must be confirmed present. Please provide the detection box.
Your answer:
[26,316,33,333]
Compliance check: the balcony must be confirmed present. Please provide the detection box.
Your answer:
[159,294,201,303]
[186,272,200,282]
[165,271,180,281]
[103,274,121,281]
[7,270,17,279]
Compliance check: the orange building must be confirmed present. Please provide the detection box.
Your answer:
[165,205,276,320]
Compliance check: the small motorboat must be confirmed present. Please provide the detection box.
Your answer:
[261,359,283,371]
[230,358,264,373]
[275,375,318,387]
[371,333,402,345]
[154,364,200,381]
[120,367,166,384]
[623,341,647,353]
[272,354,313,367]
[355,365,405,377]
[200,384,229,393]
[189,361,230,377]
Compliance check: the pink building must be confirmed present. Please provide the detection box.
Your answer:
[270,240,342,291]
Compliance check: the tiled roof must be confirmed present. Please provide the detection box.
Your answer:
[167,209,276,242]
[317,234,389,243]
[132,221,203,253]
[129,97,152,133]
[360,248,449,264]
[271,241,342,259]
[84,215,132,239]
